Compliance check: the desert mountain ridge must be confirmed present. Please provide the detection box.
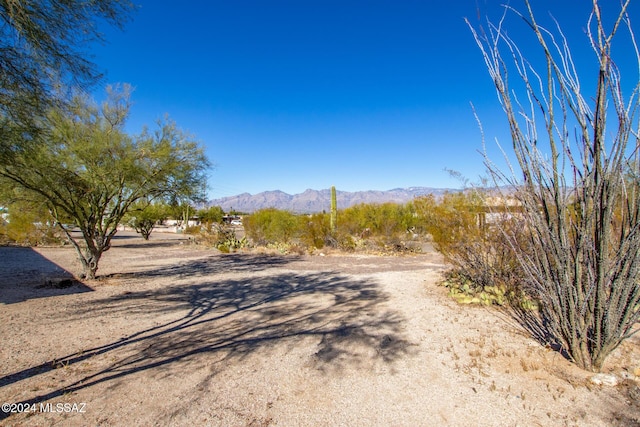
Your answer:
[208,187,460,213]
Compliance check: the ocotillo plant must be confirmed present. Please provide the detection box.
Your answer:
[468,0,640,371]
[330,186,337,233]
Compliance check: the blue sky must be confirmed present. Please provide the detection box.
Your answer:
[91,1,638,199]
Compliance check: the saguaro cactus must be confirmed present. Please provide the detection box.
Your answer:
[330,186,337,233]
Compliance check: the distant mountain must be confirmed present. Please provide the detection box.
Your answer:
[209,187,458,213]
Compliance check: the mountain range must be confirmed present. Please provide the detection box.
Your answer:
[208,187,457,213]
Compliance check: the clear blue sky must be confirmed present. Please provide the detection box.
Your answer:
[91,1,638,199]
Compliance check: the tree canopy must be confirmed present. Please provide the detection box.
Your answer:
[0,0,134,121]
[0,86,210,278]
[0,0,134,161]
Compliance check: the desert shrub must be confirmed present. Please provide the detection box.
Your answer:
[415,192,529,306]
[338,202,418,245]
[184,225,201,235]
[298,212,331,249]
[166,202,196,229]
[195,223,248,252]
[265,241,306,255]
[414,193,482,250]
[244,208,299,245]
[0,202,63,246]
[330,202,423,254]
[333,232,356,252]
[214,226,248,253]
[373,235,423,254]
[197,205,224,227]
[242,203,425,254]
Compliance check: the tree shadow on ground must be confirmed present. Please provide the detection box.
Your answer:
[0,259,412,418]
[101,252,300,279]
[109,240,189,250]
[0,247,92,304]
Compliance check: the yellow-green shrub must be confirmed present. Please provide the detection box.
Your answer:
[338,202,418,245]
[415,192,530,306]
[298,212,330,249]
[0,202,62,246]
[244,208,299,245]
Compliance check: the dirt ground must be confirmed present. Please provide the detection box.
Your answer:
[1,231,639,426]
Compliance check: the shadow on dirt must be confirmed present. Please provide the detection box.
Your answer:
[0,247,92,304]
[109,240,191,250]
[0,255,412,417]
[498,304,572,362]
[102,252,300,279]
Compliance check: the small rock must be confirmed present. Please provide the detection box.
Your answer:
[380,335,393,348]
[634,367,640,377]
[589,373,619,387]
[621,370,636,380]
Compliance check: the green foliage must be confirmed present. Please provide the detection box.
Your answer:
[197,206,224,227]
[470,0,640,371]
[244,208,299,245]
[244,202,424,254]
[298,213,331,249]
[443,271,538,310]
[0,86,210,278]
[415,192,529,306]
[167,201,196,229]
[0,0,134,156]
[445,275,509,306]
[265,241,306,255]
[124,202,169,240]
[414,192,483,249]
[212,225,248,253]
[338,203,417,241]
[192,222,248,253]
[217,234,248,253]
[335,233,358,252]
[0,201,62,246]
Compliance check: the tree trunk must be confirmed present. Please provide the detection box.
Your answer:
[79,251,102,280]
[59,224,112,279]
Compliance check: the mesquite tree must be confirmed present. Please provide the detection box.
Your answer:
[0,86,209,279]
[468,0,640,371]
[0,0,134,151]
[124,202,170,240]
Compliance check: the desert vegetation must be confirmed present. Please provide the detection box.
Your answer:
[0,87,209,279]
[0,0,638,406]
[237,191,529,309]
[123,202,172,240]
[0,0,134,141]
[0,0,209,279]
[2,1,640,425]
[468,0,640,372]
[241,201,423,255]
[0,200,63,247]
